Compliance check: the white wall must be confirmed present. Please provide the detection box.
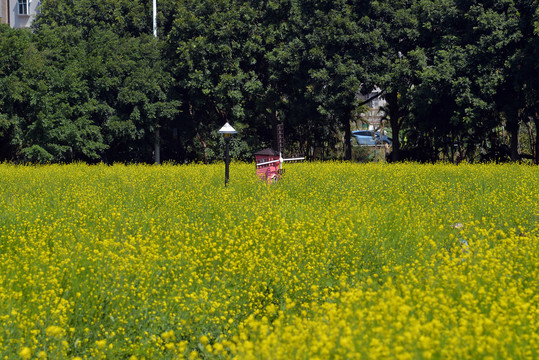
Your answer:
[7,0,40,28]
[0,0,8,24]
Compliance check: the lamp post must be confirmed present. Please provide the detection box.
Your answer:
[153,0,160,164]
[218,122,237,186]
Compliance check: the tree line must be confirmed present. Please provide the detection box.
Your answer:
[1,0,538,164]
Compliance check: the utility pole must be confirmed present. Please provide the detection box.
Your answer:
[153,0,161,164]
[153,0,157,37]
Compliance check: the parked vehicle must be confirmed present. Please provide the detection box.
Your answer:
[352,130,392,146]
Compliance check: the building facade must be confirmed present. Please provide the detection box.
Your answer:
[0,0,40,28]
[358,87,387,130]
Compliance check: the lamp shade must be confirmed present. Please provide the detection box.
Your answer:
[218,122,237,135]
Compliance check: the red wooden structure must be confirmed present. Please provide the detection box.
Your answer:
[254,148,282,182]
[254,148,305,183]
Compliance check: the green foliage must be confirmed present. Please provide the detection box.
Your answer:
[34,0,151,37]
[0,25,33,160]
[536,0,539,34]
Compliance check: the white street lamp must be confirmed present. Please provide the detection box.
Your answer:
[218,122,237,186]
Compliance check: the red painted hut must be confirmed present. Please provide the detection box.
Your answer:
[254,148,281,182]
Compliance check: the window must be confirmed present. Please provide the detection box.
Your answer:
[18,0,29,15]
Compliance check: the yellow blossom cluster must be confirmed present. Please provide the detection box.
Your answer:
[0,162,537,359]
[233,226,539,359]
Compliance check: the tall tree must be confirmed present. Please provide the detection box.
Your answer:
[0,25,34,161]
[15,25,108,162]
[367,0,422,161]
[28,1,180,163]
[83,30,180,162]
[168,0,264,161]
[299,0,367,160]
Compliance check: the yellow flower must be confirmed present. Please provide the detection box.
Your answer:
[199,335,209,345]
[19,347,32,360]
[161,330,175,341]
[213,342,224,353]
[45,325,64,338]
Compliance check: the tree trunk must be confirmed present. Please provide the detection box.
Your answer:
[508,121,519,161]
[269,111,279,151]
[535,119,539,165]
[344,114,352,161]
[387,92,401,162]
[196,132,208,164]
[524,121,535,162]
[154,128,161,164]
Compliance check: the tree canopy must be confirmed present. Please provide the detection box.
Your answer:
[0,0,538,163]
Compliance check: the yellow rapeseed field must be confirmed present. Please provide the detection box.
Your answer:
[0,162,537,359]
